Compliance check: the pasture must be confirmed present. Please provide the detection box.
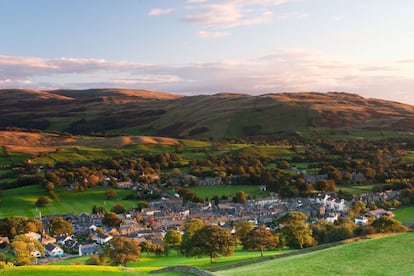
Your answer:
[189,185,268,200]
[0,185,138,218]
[214,233,414,276]
[337,184,374,195]
[394,206,414,224]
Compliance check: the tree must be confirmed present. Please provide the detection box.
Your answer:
[242,226,278,256]
[189,225,235,263]
[277,212,315,249]
[0,217,42,239]
[235,191,248,203]
[35,196,51,207]
[235,221,254,244]
[315,179,336,192]
[139,239,153,257]
[109,237,141,265]
[348,201,367,219]
[48,217,74,237]
[164,230,182,253]
[181,219,205,255]
[372,217,408,233]
[104,188,117,200]
[102,212,122,227]
[111,203,125,214]
[12,234,45,265]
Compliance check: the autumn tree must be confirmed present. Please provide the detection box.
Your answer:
[35,196,51,207]
[104,188,117,200]
[372,217,408,233]
[242,226,278,256]
[48,217,74,237]
[102,212,122,227]
[235,221,254,244]
[188,225,235,263]
[348,201,367,219]
[277,212,315,249]
[12,234,45,265]
[111,203,125,214]
[0,217,43,239]
[234,191,248,203]
[109,237,141,265]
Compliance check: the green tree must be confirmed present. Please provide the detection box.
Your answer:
[109,237,141,265]
[242,226,279,256]
[189,225,235,263]
[278,212,315,249]
[48,217,74,237]
[181,219,205,255]
[12,234,45,265]
[164,230,182,253]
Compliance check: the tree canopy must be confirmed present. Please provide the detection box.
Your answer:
[188,225,235,263]
[109,237,141,265]
[47,217,74,237]
[242,226,279,256]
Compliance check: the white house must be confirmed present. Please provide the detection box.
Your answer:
[95,233,113,245]
[355,216,368,225]
[325,213,339,223]
[45,243,64,257]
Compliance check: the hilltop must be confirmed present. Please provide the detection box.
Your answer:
[1,89,413,138]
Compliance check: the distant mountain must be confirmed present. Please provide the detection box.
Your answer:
[1,89,413,137]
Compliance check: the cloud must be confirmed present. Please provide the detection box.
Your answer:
[148,8,175,16]
[196,31,229,38]
[1,52,414,105]
[183,0,298,29]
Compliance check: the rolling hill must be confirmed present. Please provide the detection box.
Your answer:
[1,89,413,138]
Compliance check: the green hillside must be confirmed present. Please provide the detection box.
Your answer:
[213,233,414,276]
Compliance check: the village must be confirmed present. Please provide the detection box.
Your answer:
[0,173,401,262]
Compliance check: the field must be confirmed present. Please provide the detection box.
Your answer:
[214,233,414,276]
[394,206,414,224]
[2,248,292,275]
[3,234,413,275]
[0,185,138,218]
[189,185,268,200]
[336,184,374,195]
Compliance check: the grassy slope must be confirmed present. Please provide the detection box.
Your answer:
[214,233,414,276]
[394,206,414,224]
[0,185,137,218]
[2,248,291,275]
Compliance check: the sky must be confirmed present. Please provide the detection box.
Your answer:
[1,0,414,105]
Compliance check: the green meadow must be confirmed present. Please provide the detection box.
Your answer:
[189,185,268,200]
[394,206,414,224]
[1,247,291,275]
[337,184,375,196]
[0,146,29,166]
[214,233,414,276]
[3,234,413,275]
[0,185,138,218]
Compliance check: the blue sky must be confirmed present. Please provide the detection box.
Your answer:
[1,0,414,104]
